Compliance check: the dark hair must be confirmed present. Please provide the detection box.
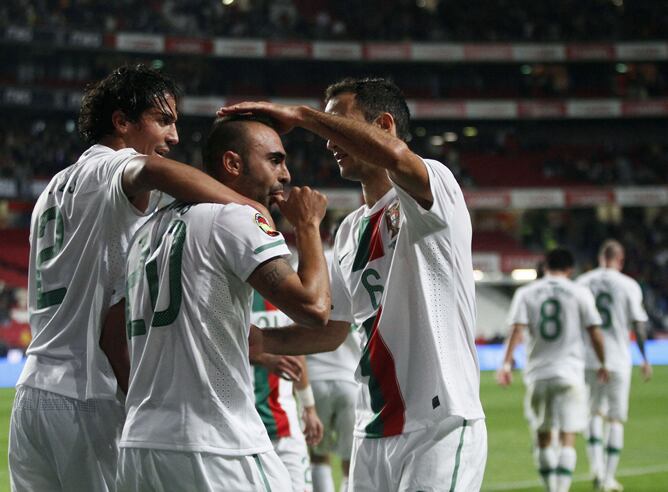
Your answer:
[324,77,411,141]
[545,247,575,271]
[78,64,180,144]
[203,114,277,176]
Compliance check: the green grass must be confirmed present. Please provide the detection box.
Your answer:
[2,368,667,491]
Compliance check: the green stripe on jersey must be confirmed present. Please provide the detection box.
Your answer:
[254,239,286,254]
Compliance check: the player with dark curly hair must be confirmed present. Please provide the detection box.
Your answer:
[8,64,265,492]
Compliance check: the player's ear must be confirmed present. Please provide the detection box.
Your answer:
[222,151,243,177]
[111,110,130,135]
[373,112,396,137]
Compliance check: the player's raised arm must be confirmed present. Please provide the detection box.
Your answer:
[218,99,433,209]
[248,186,330,328]
[122,154,272,218]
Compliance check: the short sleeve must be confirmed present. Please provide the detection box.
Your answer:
[507,288,528,326]
[106,150,160,218]
[212,204,291,281]
[580,288,603,328]
[627,280,649,323]
[329,246,354,323]
[392,158,461,239]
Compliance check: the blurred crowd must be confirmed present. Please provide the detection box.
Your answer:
[2,0,668,41]
[3,115,668,192]
[521,207,668,336]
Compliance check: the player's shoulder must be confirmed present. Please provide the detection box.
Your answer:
[613,270,642,291]
[576,268,598,284]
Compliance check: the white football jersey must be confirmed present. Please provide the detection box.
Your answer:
[19,144,157,401]
[307,249,361,384]
[577,268,648,372]
[330,158,484,439]
[507,275,602,386]
[121,202,291,456]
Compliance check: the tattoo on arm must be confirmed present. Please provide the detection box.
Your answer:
[262,258,292,294]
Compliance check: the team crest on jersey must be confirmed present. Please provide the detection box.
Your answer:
[255,213,280,237]
[384,202,401,239]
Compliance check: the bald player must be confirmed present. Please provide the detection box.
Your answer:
[577,239,651,492]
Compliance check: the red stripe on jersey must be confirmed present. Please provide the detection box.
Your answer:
[368,305,406,436]
[264,298,278,311]
[367,208,386,263]
[268,373,291,438]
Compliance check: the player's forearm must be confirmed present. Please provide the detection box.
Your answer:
[262,322,348,355]
[292,222,331,327]
[127,155,269,214]
[297,106,410,173]
[587,325,607,367]
[100,301,130,394]
[633,321,649,361]
[502,325,524,367]
[293,356,309,389]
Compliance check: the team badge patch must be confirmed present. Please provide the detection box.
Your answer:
[255,213,280,237]
[384,202,401,239]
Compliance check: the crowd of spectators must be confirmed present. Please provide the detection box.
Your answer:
[2,0,668,42]
[3,115,668,194]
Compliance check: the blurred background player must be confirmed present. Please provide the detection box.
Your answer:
[252,290,324,492]
[577,239,651,492]
[307,322,360,492]
[220,76,488,491]
[498,247,609,492]
[118,115,329,491]
[8,65,261,492]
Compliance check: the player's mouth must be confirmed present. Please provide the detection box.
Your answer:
[333,152,349,165]
[154,146,170,157]
[268,189,284,204]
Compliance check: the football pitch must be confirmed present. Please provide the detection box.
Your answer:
[1,368,667,492]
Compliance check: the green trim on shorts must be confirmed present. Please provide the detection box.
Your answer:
[253,454,272,492]
[556,466,573,476]
[587,436,603,445]
[606,446,622,455]
[254,239,286,254]
[449,419,468,492]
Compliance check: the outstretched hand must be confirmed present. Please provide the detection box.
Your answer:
[217,101,303,134]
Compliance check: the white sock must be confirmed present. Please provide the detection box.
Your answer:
[605,421,624,484]
[311,463,335,492]
[537,447,557,492]
[586,415,604,479]
[556,446,576,492]
[339,476,349,492]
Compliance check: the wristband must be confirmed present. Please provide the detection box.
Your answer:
[296,385,315,408]
[502,362,512,372]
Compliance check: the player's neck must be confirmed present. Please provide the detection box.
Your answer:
[361,176,392,208]
[97,134,127,152]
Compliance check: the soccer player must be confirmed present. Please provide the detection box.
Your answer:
[8,65,262,492]
[498,247,609,492]
[307,329,360,492]
[577,239,651,492]
[252,290,324,492]
[117,115,330,491]
[220,77,487,491]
